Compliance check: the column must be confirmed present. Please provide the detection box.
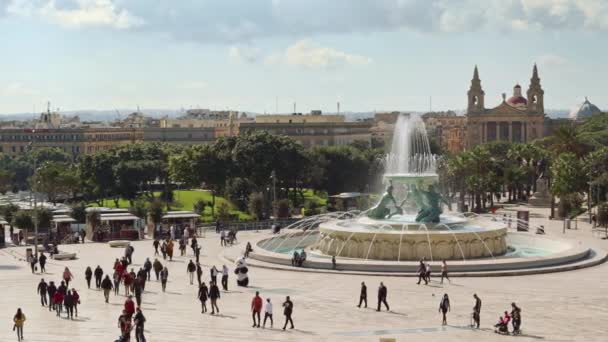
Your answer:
[495,122,499,142]
[508,122,513,143]
[523,123,527,143]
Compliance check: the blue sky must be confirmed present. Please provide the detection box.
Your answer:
[0,0,606,115]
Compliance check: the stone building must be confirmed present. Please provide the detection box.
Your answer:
[465,65,545,147]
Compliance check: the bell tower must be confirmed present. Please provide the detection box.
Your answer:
[467,65,485,115]
[526,64,544,114]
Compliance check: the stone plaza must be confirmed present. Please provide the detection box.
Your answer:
[1,205,607,342]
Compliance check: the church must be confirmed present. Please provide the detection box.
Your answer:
[465,65,545,148]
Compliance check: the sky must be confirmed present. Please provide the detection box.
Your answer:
[0,0,607,115]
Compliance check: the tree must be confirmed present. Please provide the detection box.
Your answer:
[225,177,254,212]
[275,199,291,218]
[32,161,79,204]
[551,153,587,218]
[0,204,19,233]
[217,202,231,222]
[13,211,33,230]
[0,169,14,194]
[129,200,148,220]
[71,203,87,223]
[35,208,53,233]
[86,211,101,234]
[248,192,265,221]
[148,199,164,237]
[193,200,207,216]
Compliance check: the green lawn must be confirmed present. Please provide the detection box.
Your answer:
[88,190,252,221]
[302,189,328,206]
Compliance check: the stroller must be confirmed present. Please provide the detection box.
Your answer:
[494,314,511,335]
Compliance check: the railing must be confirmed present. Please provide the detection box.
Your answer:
[196,218,299,235]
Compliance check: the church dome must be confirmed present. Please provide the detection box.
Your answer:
[570,97,602,120]
[507,84,527,107]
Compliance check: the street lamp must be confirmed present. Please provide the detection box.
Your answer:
[27,130,39,256]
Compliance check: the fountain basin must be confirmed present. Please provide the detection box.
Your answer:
[314,216,507,260]
[383,173,438,186]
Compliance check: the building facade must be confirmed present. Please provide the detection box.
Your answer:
[465,65,545,148]
[143,127,215,145]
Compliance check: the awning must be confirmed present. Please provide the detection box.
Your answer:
[52,215,76,223]
[162,211,200,219]
[100,214,139,221]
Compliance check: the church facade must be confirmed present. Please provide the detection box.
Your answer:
[465,65,545,148]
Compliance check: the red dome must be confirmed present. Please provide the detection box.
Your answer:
[507,96,527,105]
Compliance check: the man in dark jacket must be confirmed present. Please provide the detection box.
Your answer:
[377,282,389,312]
[134,307,146,342]
[101,275,113,303]
[47,281,57,311]
[57,281,67,296]
[143,258,152,281]
[209,281,221,314]
[94,265,104,289]
[282,296,294,330]
[357,282,367,308]
[37,278,48,306]
[38,252,47,273]
[64,291,75,319]
[473,294,482,329]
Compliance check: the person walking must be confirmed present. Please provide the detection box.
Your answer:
[134,281,143,307]
[57,281,67,296]
[210,265,219,285]
[187,260,196,285]
[153,238,160,256]
[94,265,104,289]
[153,259,163,281]
[118,310,132,341]
[134,307,147,342]
[282,296,294,330]
[357,281,367,308]
[53,289,64,317]
[194,245,201,264]
[143,258,152,281]
[198,282,209,313]
[221,264,229,291]
[251,291,263,328]
[71,288,80,317]
[47,281,57,312]
[439,293,451,325]
[473,294,482,329]
[511,302,522,335]
[64,290,75,319]
[62,267,73,287]
[220,229,226,246]
[37,278,48,307]
[377,282,389,312]
[113,271,121,296]
[263,298,273,328]
[440,260,450,284]
[179,237,187,257]
[124,296,136,319]
[196,263,203,286]
[123,270,133,296]
[160,266,169,292]
[209,281,221,315]
[38,252,47,273]
[166,239,174,261]
[85,266,93,289]
[13,308,26,341]
[161,241,167,260]
[417,260,428,285]
[101,275,113,303]
[29,252,38,274]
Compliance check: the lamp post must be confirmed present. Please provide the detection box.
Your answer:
[27,129,39,256]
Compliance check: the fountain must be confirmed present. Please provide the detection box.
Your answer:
[246,114,605,274]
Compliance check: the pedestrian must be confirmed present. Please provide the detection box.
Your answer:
[134,280,143,307]
[18,230,23,245]
[101,275,113,303]
[13,308,26,341]
[126,245,135,265]
[439,293,451,325]
[124,296,136,319]
[377,282,389,311]
[357,281,367,308]
[441,260,450,284]
[332,255,336,269]
[196,263,203,286]
[85,266,93,289]
[220,229,226,246]
[29,252,37,274]
[425,261,432,283]
[89,265,103,290]
[179,237,186,256]
[209,281,221,315]
[191,236,198,254]
[118,310,132,341]
[64,290,75,319]
[47,281,57,312]
[210,265,219,285]
[198,282,209,313]
[137,268,147,291]
[221,264,229,291]
[263,298,273,328]
[123,270,133,296]
[473,294,482,329]
[113,271,121,296]
[245,242,253,258]
[282,296,294,330]
[215,220,220,234]
[251,291,263,328]
[57,280,67,296]
[153,238,160,256]
[166,239,174,261]
[160,266,169,292]
[134,307,146,342]
[194,245,201,264]
[511,302,522,335]
[187,260,196,285]
[53,290,64,316]
[170,225,175,240]
[62,267,73,287]
[417,260,428,285]
[38,252,47,273]
[143,258,152,281]
[153,259,163,281]
[161,241,167,260]
[71,288,80,317]
[37,278,48,306]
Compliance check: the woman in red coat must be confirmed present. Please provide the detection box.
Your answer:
[53,291,64,317]
[124,296,135,319]
[122,272,133,296]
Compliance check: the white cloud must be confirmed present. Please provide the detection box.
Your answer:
[269,40,372,69]
[0,82,38,97]
[229,45,262,64]
[537,54,569,67]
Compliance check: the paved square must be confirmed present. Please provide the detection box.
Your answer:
[1,207,607,342]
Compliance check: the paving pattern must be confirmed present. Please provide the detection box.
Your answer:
[1,205,607,342]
